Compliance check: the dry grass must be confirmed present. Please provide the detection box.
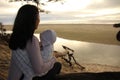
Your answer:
[0,40,11,80]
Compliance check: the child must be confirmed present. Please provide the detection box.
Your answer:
[40,29,57,62]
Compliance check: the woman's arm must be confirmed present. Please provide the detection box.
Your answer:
[26,36,56,75]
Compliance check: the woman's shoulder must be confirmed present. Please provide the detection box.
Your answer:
[33,35,39,41]
[29,35,39,44]
[26,35,39,47]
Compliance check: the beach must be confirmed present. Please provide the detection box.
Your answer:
[1,24,120,80]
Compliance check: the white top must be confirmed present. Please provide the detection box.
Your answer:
[7,35,56,80]
[40,29,56,62]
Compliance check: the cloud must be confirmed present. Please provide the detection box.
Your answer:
[86,0,120,10]
[104,0,120,7]
[0,1,23,24]
[0,15,15,24]
[0,0,120,24]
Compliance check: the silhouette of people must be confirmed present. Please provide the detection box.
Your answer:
[8,4,61,80]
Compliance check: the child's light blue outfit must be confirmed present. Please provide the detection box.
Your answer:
[40,30,56,62]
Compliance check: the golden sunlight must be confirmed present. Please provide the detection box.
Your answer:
[43,0,92,12]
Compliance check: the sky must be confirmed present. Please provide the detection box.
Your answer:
[0,0,120,24]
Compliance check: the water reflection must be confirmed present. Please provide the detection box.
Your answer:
[54,37,120,67]
[34,34,120,66]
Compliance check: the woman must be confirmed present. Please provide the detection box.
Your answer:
[8,4,61,80]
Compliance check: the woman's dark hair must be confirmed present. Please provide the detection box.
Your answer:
[9,4,39,50]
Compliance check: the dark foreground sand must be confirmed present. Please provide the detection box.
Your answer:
[0,39,120,80]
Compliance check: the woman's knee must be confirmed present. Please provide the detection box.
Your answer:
[54,62,62,74]
[55,62,62,68]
